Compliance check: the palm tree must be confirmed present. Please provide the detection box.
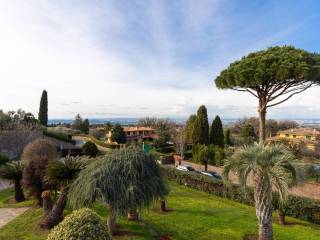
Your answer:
[39,156,86,229]
[68,147,169,235]
[0,161,25,202]
[223,144,296,240]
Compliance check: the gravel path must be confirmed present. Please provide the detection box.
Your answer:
[0,207,29,228]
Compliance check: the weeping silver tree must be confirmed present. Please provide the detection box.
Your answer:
[223,144,296,240]
[68,147,169,235]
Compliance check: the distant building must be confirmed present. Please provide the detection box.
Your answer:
[123,126,159,142]
[269,128,320,151]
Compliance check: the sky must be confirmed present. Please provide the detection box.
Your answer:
[1,0,320,120]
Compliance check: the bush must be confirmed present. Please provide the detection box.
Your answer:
[44,129,75,144]
[82,141,98,157]
[161,166,320,224]
[47,208,111,240]
[0,153,9,166]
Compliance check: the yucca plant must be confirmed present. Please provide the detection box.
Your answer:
[0,160,25,202]
[68,147,169,235]
[39,156,86,229]
[223,143,296,240]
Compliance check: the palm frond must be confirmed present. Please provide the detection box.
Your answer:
[0,160,23,180]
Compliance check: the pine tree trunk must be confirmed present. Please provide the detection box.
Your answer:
[254,171,273,240]
[39,188,68,229]
[107,206,116,235]
[278,210,285,225]
[258,98,267,144]
[14,179,25,202]
[160,199,166,212]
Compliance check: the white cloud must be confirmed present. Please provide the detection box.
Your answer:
[0,0,319,119]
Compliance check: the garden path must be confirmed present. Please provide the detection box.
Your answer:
[0,207,29,228]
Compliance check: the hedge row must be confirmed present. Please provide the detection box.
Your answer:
[161,166,320,224]
[43,130,76,144]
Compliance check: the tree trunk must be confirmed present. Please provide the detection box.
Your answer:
[258,108,266,144]
[107,206,116,235]
[278,210,285,225]
[41,190,53,215]
[254,171,273,240]
[128,209,140,221]
[160,199,166,212]
[204,162,208,171]
[39,188,68,229]
[14,179,25,202]
[35,189,43,207]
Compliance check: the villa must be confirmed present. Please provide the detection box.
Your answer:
[123,126,158,142]
[270,128,320,151]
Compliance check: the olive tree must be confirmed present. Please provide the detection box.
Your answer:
[215,46,320,143]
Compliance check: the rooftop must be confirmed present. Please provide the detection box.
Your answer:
[123,126,155,132]
[278,128,320,136]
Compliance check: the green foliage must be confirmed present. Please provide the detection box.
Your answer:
[0,153,9,166]
[69,147,169,216]
[82,119,90,134]
[210,115,224,148]
[21,139,58,205]
[213,146,225,166]
[111,124,127,144]
[192,144,214,165]
[224,129,231,146]
[47,208,111,240]
[154,126,172,153]
[38,90,48,126]
[72,114,90,134]
[162,166,320,224]
[184,114,197,143]
[0,160,23,180]
[45,156,86,188]
[82,141,98,157]
[215,46,320,90]
[43,129,75,144]
[192,105,209,145]
[240,123,256,144]
[223,144,296,205]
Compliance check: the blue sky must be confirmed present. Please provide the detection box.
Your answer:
[1,0,320,119]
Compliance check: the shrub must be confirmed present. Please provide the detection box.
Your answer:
[0,153,9,166]
[161,166,320,224]
[21,139,58,206]
[43,129,75,144]
[82,141,98,157]
[47,208,111,240]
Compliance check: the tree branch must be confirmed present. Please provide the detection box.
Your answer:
[266,84,314,108]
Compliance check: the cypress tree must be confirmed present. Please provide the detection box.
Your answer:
[225,128,231,146]
[210,115,224,148]
[192,105,209,145]
[38,90,48,126]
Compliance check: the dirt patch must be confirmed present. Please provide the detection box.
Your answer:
[152,208,175,214]
[113,230,142,238]
[159,235,172,240]
[243,234,258,240]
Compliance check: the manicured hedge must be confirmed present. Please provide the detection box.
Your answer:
[161,166,320,224]
[47,208,111,240]
[44,130,76,144]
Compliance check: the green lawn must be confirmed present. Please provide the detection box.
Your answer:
[1,182,320,240]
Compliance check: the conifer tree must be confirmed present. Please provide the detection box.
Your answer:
[225,128,231,146]
[38,90,48,126]
[192,105,209,145]
[210,115,224,148]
